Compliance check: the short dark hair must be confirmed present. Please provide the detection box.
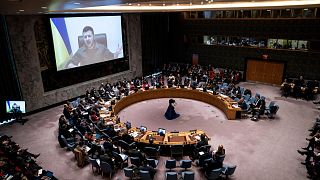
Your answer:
[83,26,94,35]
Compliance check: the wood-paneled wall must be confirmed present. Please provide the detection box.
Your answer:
[246,59,285,85]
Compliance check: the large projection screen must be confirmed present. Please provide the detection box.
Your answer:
[50,15,124,71]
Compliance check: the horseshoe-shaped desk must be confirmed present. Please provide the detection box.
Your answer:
[114,88,242,120]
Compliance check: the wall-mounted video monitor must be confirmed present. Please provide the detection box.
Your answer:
[6,101,26,114]
[49,15,124,71]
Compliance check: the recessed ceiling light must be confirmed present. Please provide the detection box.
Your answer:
[19,9,24,12]
[304,8,308,11]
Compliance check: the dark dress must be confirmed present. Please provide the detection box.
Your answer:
[164,103,180,120]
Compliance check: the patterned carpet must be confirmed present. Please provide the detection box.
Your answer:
[0,82,319,180]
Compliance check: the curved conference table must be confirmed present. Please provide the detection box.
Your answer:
[113,88,242,120]
[98,88,242,148]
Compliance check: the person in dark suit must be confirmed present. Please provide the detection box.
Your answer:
[164,99,180,120]
[196,134,209,148]
[251,96,266,119]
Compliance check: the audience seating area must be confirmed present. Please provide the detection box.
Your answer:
[0,134,56,180]
[297,114,320,179]
[281,76,319,100]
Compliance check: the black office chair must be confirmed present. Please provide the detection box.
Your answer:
[140,170,152,180]
[144,146,161,159]
[118,140,136,153]
[100,161,114,178]
[165,159,177,171]
[180,160,192,171]
[78,33,107,48]
[124,167,135,179]
[147,158,159,169]
[166,171,178,180]
[130,156,141,167]
[60,135,76,151]
[88,157,101,174]
[112,151,128,169]
[182,171,195,180]
[170,145,184,159]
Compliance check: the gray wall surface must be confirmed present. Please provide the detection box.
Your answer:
[6,14,142,112]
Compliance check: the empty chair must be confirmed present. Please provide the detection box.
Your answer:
[207,168,222,180]
[182,171,195,180]
[265,101,275,110]
[130,156,141,167]
[118,140,136,152]
[60,135,76,151]
[222,164,237,179]
[144,146,161,159]
[124,167,137,179]
[140,170,152,180]
[266,105,279,119]
[100,161,113,178]
[147,158,159,169]
[165,159,177,171]
[170,145,184,159]
[88,157,100,174]
[180,160,192,171]
[166,171,178,180]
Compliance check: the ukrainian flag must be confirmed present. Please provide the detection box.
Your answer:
[50,18,72,71]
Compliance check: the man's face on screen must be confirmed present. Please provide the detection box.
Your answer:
[83,30,94,49]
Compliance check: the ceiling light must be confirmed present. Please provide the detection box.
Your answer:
[74,3,80,5]
[304,8,308,10]
[149,4,151,6]
[163,3,165,6]
[41,6,47,9]
[201,1,203,4]
[286,9,290,11]
[267,9,271,11]
[38,12,43,14]
[128,3,132,5]
[138,4,140,6]
[19,9,24,12]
